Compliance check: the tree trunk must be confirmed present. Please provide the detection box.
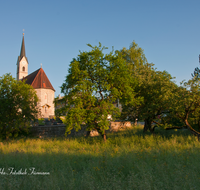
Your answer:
[85,130,91,138]
[185,119,200,141]
[102,133,106,142]
[143,119,152,133]
[198,119,200,132]
[101,129,106,142]
[97,128,106,142]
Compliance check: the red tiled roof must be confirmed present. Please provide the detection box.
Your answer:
[22,68,55,91]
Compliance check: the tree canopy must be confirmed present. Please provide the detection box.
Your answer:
[59,41,200,142]
[60,43,139,141]
[170,76,200,139]
[120,42,176,132]
[0,74,39,139]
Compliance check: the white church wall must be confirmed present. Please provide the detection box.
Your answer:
[35,88,55,118]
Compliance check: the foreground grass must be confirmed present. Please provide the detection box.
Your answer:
[0,125,200,190]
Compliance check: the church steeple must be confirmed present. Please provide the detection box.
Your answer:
[16,33,29,81]
[20,34,26,59]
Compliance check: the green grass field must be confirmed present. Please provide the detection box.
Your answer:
[0,125,200,190]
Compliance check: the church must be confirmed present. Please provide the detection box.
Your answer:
[16,34,55,118]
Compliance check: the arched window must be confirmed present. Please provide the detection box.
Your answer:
[22,66,25,71]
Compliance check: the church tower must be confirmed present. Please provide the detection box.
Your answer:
[16,33,55,118]
[16,33,29,80]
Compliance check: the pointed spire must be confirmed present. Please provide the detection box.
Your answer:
[20,34,26,59]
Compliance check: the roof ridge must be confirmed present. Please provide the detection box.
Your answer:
[30,68,41,86]
[41,68,43,88]
[41,68,55,91]
[23,67,55,91]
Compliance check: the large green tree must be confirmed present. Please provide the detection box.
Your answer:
[121,42,176,132]
[171,76,200,139]
[61,43,139,141]
[0,74,39,139]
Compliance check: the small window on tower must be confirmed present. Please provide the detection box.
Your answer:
[22,66,25,71]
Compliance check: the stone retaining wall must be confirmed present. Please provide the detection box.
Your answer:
[30,121,132,138]
[30,124,66,138]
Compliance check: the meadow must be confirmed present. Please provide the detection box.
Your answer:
[0,125,200,190]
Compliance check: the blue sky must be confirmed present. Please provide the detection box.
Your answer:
[1,0,200,96]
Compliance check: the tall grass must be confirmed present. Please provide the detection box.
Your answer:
[0,125,200,190]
